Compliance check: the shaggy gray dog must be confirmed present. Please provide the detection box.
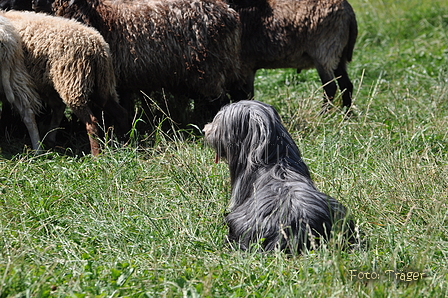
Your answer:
[203,100,354,253]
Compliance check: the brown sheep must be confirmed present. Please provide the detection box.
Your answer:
[31,0,242,122]
[227,0,358,111]
[0,15,42,152]
[1,10,129,155]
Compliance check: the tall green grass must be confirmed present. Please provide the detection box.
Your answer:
[1,0,447,296]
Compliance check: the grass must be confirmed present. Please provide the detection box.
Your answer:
[1,0,448,296]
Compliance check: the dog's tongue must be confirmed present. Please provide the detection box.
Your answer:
[214,152,220,164]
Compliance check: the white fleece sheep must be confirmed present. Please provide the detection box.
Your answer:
[0,15,42,152]
[1,10,129,155]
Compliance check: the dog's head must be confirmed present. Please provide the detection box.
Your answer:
[203,100,309,176]
[203,100,275,163]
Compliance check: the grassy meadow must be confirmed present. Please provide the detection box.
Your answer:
[1,0,447,296]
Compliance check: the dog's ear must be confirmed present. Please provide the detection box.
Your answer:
[243,109,272,166]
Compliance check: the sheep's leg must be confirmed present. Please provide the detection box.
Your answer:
[116,87,135,121]
[102,99,130,142]
[334,62,353,109]
[228,71,255,101]
[244,72,256,99]
[45,97,66,147]
[70,105,101,156]
[1,67,42,152]
[16,105,42,152]
[315,65,337,112]
[0,101,22,137]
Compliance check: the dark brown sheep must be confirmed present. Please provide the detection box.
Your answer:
[227,0,358,110]
[31,0,242,121]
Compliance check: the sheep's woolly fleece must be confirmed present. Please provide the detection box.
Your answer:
[1,10,127,155]
[1,10,118,109]
[227,0,357,108]
[49,0,242,98]
[0,14,42,150]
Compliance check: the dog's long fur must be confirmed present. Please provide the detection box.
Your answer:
[203,100,353,253]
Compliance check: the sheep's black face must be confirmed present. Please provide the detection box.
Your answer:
[0,0,32,10]
[32,0,53,12]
